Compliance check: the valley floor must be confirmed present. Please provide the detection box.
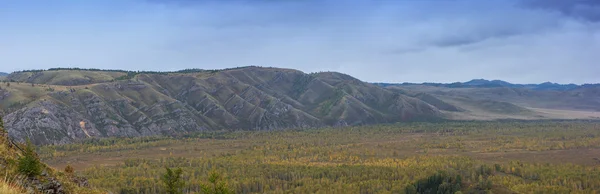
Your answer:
[38,121,600,193]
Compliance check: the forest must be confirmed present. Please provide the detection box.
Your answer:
[37,121,600,193]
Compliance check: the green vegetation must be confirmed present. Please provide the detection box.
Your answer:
[37,121,600,193]
[162,167,185,194]
[200,171,233,194]
[17,139,42,177]
[405,172,462,194]
[115,71,141,81]
[318,87,345,116]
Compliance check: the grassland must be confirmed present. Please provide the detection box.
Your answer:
[37,121,600,193]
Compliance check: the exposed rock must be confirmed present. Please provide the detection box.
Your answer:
[3,67,444,145]
[18,175,65,194]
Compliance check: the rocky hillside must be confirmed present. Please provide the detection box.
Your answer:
[1,67,442,145]
[3,67,599,145]
[0,118,102,193]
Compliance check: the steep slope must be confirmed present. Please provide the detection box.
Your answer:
[0,120,102,193]
[1,67,441,145]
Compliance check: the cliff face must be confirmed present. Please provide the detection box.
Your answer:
[1,67,441,145]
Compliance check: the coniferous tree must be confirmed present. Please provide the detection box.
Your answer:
[161,167,184,194]
[18,139,42,177]
[200,170,233,194]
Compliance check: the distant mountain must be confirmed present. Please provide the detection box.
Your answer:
[381,80,600,116]
[375,79,581,91]
[0,72,8,76]
[461,79,513,87]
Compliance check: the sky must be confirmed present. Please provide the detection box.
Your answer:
[1,0,599,84]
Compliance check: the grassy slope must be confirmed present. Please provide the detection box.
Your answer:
[7,70,125,86]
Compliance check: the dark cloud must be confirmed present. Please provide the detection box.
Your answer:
[523,0,600,21]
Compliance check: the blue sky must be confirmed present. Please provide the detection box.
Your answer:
[1,0,599,84]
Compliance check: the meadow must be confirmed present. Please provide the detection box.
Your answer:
[38,121,600,193]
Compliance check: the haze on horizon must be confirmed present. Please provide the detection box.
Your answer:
[1,0,599,84]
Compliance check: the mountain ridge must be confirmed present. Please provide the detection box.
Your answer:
[2,67,599,145]
[1,67,442,145]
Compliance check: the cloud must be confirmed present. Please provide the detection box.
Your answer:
[523,0,600,22]
[0,0,598,84]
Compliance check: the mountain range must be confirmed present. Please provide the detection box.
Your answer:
[374,79,591,91]
[379,80,600,120]
[1,67,598,145]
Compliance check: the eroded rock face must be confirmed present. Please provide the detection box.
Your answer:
[5,101,102,145]
[3,67,444,145]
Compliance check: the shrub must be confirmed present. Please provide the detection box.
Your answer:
[65,164,74,175]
